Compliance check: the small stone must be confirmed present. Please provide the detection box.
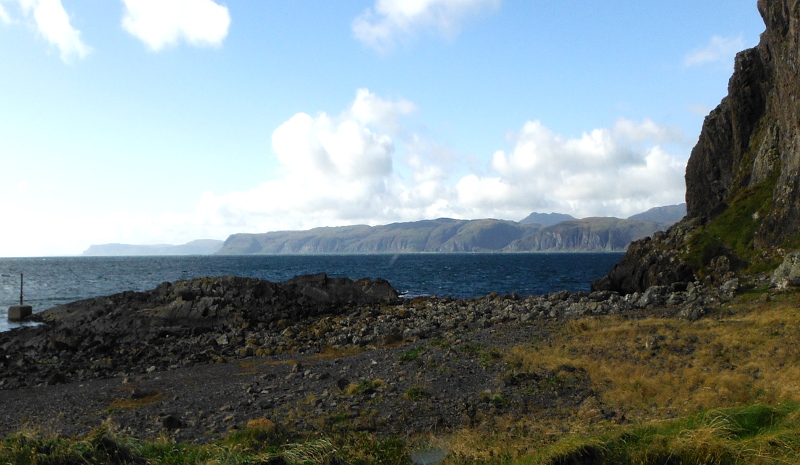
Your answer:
[46,372,65,386]
[258,399,274,410]
[162,415,183,429]
[131,388,158,400]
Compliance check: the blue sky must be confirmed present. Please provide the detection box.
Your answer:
[0,0,765,256]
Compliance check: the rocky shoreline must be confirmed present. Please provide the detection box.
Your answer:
[0,271,759,442]
[0,272,745,391]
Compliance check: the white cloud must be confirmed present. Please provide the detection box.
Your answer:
[0,90,689,256]
[0,4,11,24]
[1,0,91,62]
[348,88,417,132]
[684,35,745,68]
[353,0,500,53]
[196,89,416,232]
[687,103,711,117]
[199,95,688,236]
[121,0,231,51]
[463,118,688,219]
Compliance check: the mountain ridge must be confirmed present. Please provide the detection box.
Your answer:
[216,216,674,255]
[83,204,686,256]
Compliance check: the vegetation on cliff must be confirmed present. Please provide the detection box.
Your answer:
[683,173,779,275]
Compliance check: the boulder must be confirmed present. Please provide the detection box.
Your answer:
[771,251,800,289]
[592,221,696,294]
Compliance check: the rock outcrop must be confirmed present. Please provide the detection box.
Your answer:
[590,223,697,295]
[596,0,800,293]
[688,0,800,250]
[37,273,400,332]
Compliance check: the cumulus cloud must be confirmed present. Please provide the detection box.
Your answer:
[687,103,711,117]
[1,0,92,62]
[121,0,231,51]
[353,0,500,53]
[0,4,11,24]
[197,91,688,236]
[196,89,421,233]
[462,118,688,219]
[684,35,745,68]
[1,90,689,256]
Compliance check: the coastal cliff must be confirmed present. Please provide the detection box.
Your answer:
[595,0,800,293]
[217,216,676,255]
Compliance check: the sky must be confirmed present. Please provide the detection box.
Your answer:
[0,0,766,257]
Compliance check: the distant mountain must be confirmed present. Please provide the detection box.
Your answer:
[83,239,224,256]
[519,212,576,226]
[504,218,666,252]
[217,216,672,255]
[627,203,686,223]
[84,205,680,256]
[217,219,539,254]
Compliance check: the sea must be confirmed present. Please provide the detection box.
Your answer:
[0,253,623,333]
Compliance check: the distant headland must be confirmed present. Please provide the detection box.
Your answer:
[83,204,686,256]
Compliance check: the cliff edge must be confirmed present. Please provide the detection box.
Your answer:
[595,0,800,293]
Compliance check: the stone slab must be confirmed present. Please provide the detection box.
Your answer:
[8,305,32,321]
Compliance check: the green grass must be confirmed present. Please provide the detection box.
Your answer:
[525,403,800,465]
[398,346,426,363]
[489,394,510,408]
[458,343,483,356]
[405,386,430,401]
[5,403,798,464]
[345,378,388,396]
[0,426,397,465]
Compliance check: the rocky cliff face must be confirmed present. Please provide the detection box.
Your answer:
[595,0,800,293]
[686,0,800,247]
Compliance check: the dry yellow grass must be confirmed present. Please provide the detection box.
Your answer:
[505,291,800,421]
[423,290,800,464]
[107,389,166,411]
[246,418,275,432]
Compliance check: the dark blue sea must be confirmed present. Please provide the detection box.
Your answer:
[0,254,622,332]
